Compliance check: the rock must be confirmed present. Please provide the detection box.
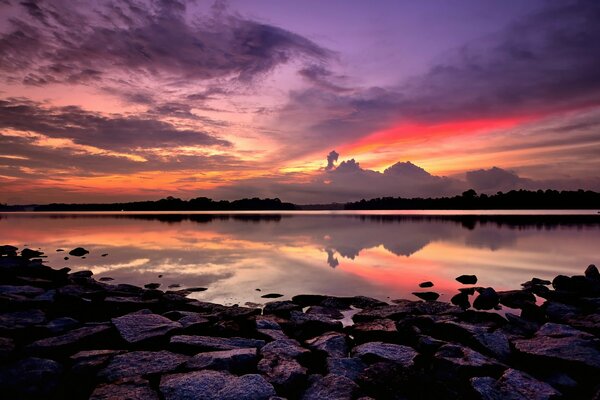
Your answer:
[586,264,600,280]
[261,293,284,298]
[412,291,440,301]
[177,314,210,332]
[289,311,343,339]
[352,342,418,367]
[45,317,79,334]
[457,275,478,284]
[101,253,108,257]
[432,321,511,360]
[160,370,276,400]
[186,287,208,292]
[291,294,327,307]
[98,277,114,281]
[470,368,561,400]
[513,323,600,370]
[257,355,307,394]
[505,313,540,336]
[170,335,265,353]
[0,357,63,399]
[112,309,182,344]
[26,324,113,357]
[20,248,44,259]
[70,349,124,376]
[0,285,45,297]
[68,247,89,257]
[186,348,258,373]
[0,309,46,331]
[351,319,399,344]
[98,350,188,382]
[460,287,476,295]
[497,290,536,309]
[0,337,15,360]
[305,332,349,358]
[326,357,367,381]
[433,344,506,379]
[416,335,447,355]
[347,296,387,309]
[0,244,18,256]
[144,283,161,289]
[473,288,500,310]
[451,292,471,309]
[302,374,359,400]
[305,306,344,320]
[531,278,552,285]
[71,270,93,279]
[261,339,310,360]
[90,377,159,400]
[419,281,434,288]
[263,300,302,318]
[168,284,181,288]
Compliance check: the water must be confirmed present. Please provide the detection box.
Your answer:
[1,211,598,307]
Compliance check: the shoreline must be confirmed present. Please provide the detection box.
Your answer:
[1,245,599,399]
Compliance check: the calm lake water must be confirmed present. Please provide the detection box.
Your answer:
[1,211,598,307]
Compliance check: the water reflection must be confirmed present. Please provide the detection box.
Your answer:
[1,212,598,306]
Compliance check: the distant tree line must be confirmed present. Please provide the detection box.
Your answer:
[344,189,600,210]
[0,197,297,211]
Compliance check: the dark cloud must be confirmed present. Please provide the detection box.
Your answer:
[325,150,339,170]
[0,98,230,151]
[299,65,351,93]
[466,167,532,192]
[0,0,331,89]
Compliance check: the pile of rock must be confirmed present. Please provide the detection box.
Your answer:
[1,245,599,399]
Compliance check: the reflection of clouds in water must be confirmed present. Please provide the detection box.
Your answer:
[325,248,339,268]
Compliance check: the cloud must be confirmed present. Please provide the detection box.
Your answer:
[466,167,532,192]
[325,150,339,170]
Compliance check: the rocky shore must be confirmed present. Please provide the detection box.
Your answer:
[1,245,599,399]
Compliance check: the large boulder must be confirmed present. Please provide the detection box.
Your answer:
[350,318,399,344]
[112,309,182,344]
[473,288,500,310]
[305,332,349,358]
[288,311,343,340]
[26,324,113,357]
[257,354,307,394]
[326,357,367,381]
[470,368,561,400]
[263,301,302,318]
[351,342,418,368]
[301,374,359,400]
[186,348,258,373]
[160,370,275,400]
[433,344,506,379]
[260,339,310,360]
[98,350,188,382]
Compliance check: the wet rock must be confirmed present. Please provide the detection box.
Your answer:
[144,283,161,289]
[170,335,265,353]
[470,368,561,400]
[585,264,600,281]
[350,318,399,344]
[306,331,349,358]
[497,290,536,309]
[460,287,477,295]
[68,247,89,257]
[26,324,113,357]
[263,300,302,318]
[302,374,359,400]
[258,355,307,394]
[0,357,63,399]
[261,293,284,298]
[473,288,500,310]
[352,342,418,367]
[305,306,344,320]
[513,323,600,370]
[261,338,310,360]
[112,309,181,344]
[347,296,387,309]
[186,348,258,373]
[291,294,327,307]
[289,310,343,340]
[326,357,367,381]
[413,291,440,301]
[21,248,44,259]
[531,277,552,285]
[98,350,188,382]
[451,292,471,309]
[90,377,159,400]
[0,309,46,331]
[433,344,506,379]
[160,370,276,400]
[419,281,434,288]
[457,275,478,284]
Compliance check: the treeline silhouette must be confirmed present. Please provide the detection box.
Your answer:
[344,189,600,210]
[0,197,296,211]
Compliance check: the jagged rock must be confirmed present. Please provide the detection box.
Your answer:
[457,275,478,284]
[513,323,600,370]
[90,377,159,400]
[68,247,89,257]
[432,321,511,360]
[504,313,540,336]
[70,349,124,376]
[451,292,471,309]
[305,306,344,320]
[170,335,265,353]
[261,338,310,360]
[433,344,505,378]
[98,350,188,382]
[0,309,46,331]
[186,348,258,373]
[350,318,399,344]
[412,291,440,301]
[258,354,307,394]
[0,357,63,399]
[302,374,359,400]
[419,281,434,288]
[473,288,500,310]
[26,324,113,357]
[289,311,343,339]
[112,309,181,344]
[263,300,302,318]
[160,370,276,400]
[326,357,367,381]
[306,331,349,358]
[470,368,561,400]
[585,264,599,280]
[497,290,536,309]
[352,342,418,367]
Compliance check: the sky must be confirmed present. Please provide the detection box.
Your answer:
[0,0,599,204]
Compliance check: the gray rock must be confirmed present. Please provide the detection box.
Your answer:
[305,306,344,320]
[351,318,399,344]
[186,348,258,372]
[70,349,124,376]
[0,357,63,399]
[98,350,189,382]
[326,357,367,381]
[433,344,506,377]
[160,370,276,400]
[258,355,307,393]
[263,301,302,318]
[470,368,561,400]
[112,309,181,344]
[0,309,46,331]
[305,332,349,358]
[289,310,343,339]
[26,324,112,356]
[171,335,265,353]
[90,377,159,400]
[513,323,600,370]
[302,374,359,400]
[352,342,418,367]
[261,339,310,360]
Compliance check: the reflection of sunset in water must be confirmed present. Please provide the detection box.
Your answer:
[0,213,598,306]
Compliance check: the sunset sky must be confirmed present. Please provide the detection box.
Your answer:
[1,0,599,204]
